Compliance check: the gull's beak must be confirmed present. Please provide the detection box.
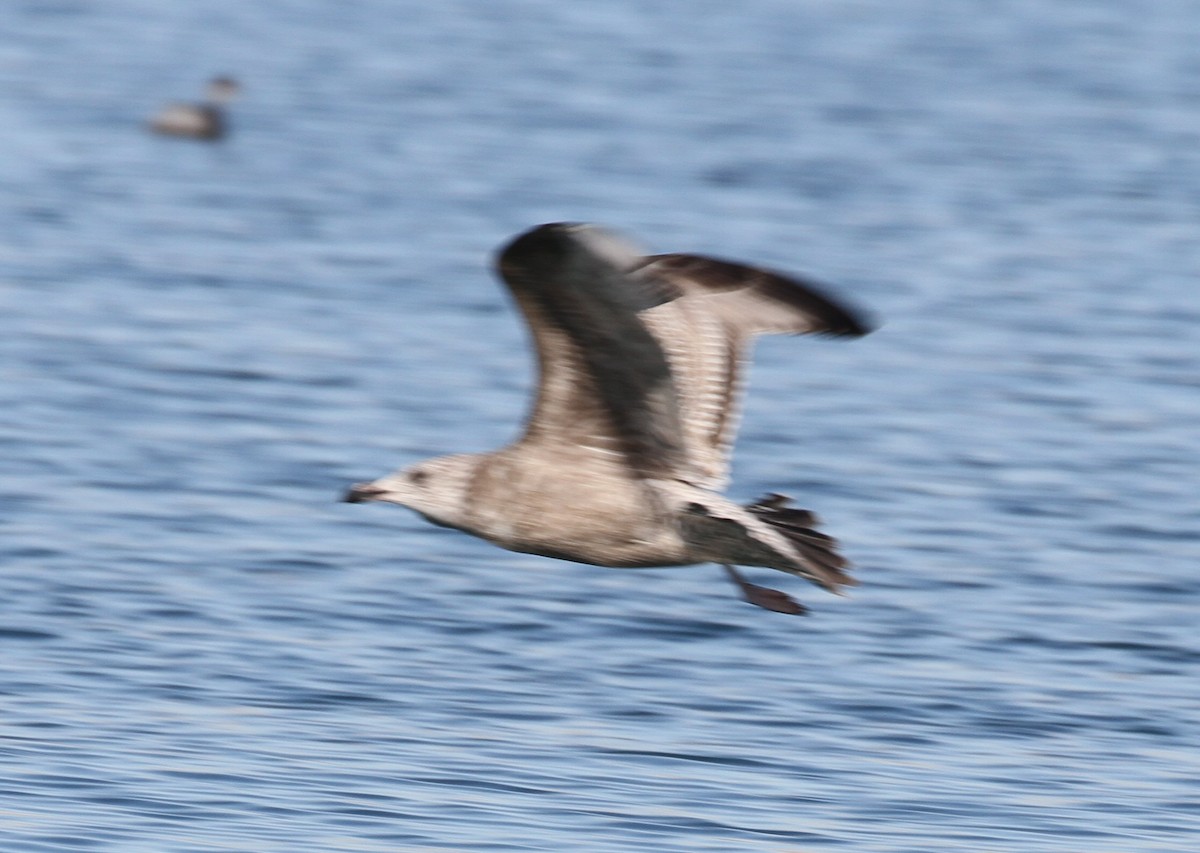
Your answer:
[343,482,387,503]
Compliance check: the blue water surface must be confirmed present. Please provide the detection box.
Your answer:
[2,1,1199,850]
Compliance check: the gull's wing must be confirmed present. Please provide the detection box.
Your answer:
[633,253,871,488]
[495,223,692,479]
[495,224,872,486]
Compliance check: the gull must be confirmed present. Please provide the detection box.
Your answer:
[149,76,240,141]
[345,223,873,615]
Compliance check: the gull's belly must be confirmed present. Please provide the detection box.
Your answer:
[464,448,692,568]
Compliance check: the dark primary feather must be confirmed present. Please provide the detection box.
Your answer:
[496,224,689,478]
[637,253,873,338]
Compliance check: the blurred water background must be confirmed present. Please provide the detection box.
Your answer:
[2,1,1199,850]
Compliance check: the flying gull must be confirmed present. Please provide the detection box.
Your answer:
[345,223,873,615]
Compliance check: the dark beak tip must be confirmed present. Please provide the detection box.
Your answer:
[343,483,386,504]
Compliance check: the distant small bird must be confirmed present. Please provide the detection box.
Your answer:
[148,76,240,141]
[345,223,874,615]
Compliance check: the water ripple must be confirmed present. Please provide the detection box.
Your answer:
[2,1,1199,851]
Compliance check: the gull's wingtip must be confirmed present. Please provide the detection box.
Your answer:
[824,302,877,338]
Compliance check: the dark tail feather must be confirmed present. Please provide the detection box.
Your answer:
[745,493,857,588]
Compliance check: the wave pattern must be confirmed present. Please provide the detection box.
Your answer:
[1,1,1198,850]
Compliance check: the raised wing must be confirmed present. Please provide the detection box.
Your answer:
[633,253,871,488]
[495,223,692,479]
[494,224,872,487]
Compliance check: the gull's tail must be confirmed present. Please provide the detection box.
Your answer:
[744,493,857,589]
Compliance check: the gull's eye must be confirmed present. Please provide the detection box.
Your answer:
[409,469,428,486]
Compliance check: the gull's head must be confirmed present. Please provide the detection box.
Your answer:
[497,222,646,282]
[343,453,481,531]
[206,76,241,104]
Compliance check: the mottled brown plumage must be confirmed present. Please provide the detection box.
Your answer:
[345,223,873,615]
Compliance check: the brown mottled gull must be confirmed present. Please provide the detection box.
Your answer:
[345,222,873,615]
